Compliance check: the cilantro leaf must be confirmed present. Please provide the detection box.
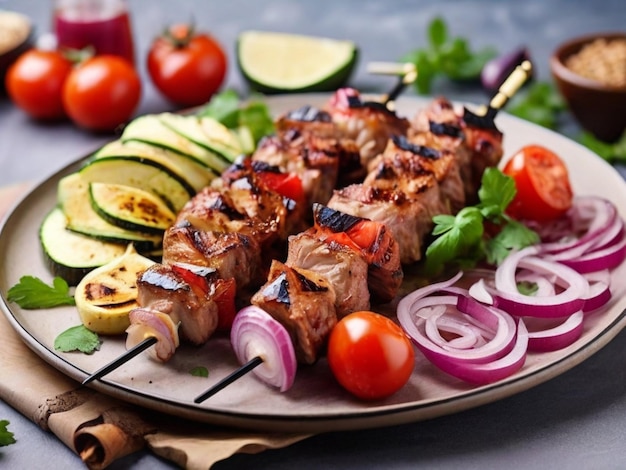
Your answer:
[0,420,16,447]
[484,217,540,265]
[7,276,75,309]
[54,325,101,354]
[402,17,496,94]
[478,167,517,217]
[190,366,209,378]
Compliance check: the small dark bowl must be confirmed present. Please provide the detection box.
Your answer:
[0,11,34,95]
[550,31,626,143]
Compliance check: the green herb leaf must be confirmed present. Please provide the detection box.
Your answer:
[402,17,496,95]
[507,81,566,129]
[517,280,539,296]
[578,131,626,162]
[7,275,75,309]
[0,420,16,447]
[425,168,539,274]
[54,325,100,354]
[190,366,209,377]
[197,89,275,150]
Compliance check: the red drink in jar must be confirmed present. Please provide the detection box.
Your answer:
[54,0,135,64]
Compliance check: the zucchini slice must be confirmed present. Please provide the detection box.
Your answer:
[58,173,163,251]
[89,182,177,234]
[78,155,194,212]
[158,112,243,163]
[93,140,216,192]
[121,114,228,175]
[40,207,129,286]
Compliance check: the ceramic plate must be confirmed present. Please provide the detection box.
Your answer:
[1,95,626,433]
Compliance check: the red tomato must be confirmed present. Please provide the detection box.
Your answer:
[211,278,237,330]
[147,24,227,107]
[503,145,573,222]
[62,55,141,132]
[327,311,415,400]
[5,49,73,120]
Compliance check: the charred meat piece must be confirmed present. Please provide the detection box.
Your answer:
[162,224,263,289]
[311,204,403,302]
[251,260,337,365]
[409,96,503,202]
[324,87,410,168]
[328,184,435,265]
[136,264,219,346]
[286,229,370,317]
[371,134,466,212]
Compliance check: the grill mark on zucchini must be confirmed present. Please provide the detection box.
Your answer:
[89,182,176,235]
[79,156,194,212]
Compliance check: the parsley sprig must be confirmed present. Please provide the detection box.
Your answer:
[425,167,539,275]
[402,17,496,95]
[7,276,75,309]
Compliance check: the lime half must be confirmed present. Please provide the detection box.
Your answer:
[237,30,358,94]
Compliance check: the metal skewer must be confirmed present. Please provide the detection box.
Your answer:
[194,355,264,403]
[82,336,157,385]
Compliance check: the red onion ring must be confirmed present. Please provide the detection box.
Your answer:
[230,305,297,392]
[524,311,584,352]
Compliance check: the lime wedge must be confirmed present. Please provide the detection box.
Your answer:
[237,30,358,94]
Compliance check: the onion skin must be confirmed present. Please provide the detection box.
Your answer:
[481,47,533,93]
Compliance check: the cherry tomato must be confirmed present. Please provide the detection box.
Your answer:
[62,55,141,132]
[327,311,415,400]
[5,49,73,120]
[503,145,573,222]
[147,24,227,107]
[258,171,305,203]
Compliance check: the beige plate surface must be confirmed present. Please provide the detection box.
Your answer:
[1,95,626,433]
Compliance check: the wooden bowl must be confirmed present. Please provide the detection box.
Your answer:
[550,32,626,143]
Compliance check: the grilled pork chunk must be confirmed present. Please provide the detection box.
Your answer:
[311,204,403,302]
[324,87,410,168]
[286,229,370,317]
[136,264,219,346]
[162,224,263,289]
[251,260,337,364]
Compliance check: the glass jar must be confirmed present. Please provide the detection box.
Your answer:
[53,0,135,64]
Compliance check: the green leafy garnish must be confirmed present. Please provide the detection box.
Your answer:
[190,366,209,377]
[578,131,626,163]
[54,325,101,354]
[7,276,75,309]
[402,17,496,94]
[0,420,16,447]
[517,280,539,296]
[425,167,539,275]
[506,81,566,129]
[197,89,275,151]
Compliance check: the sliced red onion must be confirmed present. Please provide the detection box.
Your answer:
[397,276,524,384]
[490,247,589,318]
[582,270,612,312]
[421,320,528,385]
[524,311,584,352]
[559,237,626,274]
[230,305,297,392]
[126,307,180,362]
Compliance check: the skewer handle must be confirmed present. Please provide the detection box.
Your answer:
[82,336,157,385]
[194,355,264,403]
[488,60,533,113]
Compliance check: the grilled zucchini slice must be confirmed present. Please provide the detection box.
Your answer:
[158,112,243,163]
[78,155,194,212]
[121,114,228,175]
[58,173,163,251]
[89,182,177,234]
[93,139,216,192]
[40,207,129,286]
